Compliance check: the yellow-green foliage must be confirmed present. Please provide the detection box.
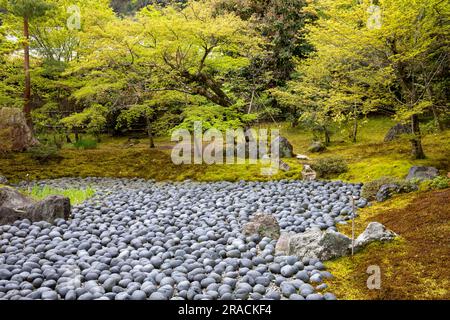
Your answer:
[27,185,95,205]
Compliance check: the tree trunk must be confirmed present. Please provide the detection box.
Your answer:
[146,117,155,149]
[23,16,32,129]
[410,114,425,159]
[323,127,331,145]
[430,106,444,132]
[426,86,444,132]
[352,112,358,143]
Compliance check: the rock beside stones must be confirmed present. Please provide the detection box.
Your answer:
[275,232,292,255]
[355,222,397,250]
[0,187,34,209]
[242,213,280,240]
[384,123,412,142]
[272,136,294,158]
[24,195,71,222]
[406,166,439,181]
[318,229,352,260]
[376,184,401,202]
[0,206,26,225]
[288,228,351,261]
[0,107,38,152]
[280,222,395,261]
[0,187,71,225]
[308,141,326,153]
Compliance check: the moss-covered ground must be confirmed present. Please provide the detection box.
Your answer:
[324,188,450,300]
[1,117,449,184]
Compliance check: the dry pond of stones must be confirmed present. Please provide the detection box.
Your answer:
[0,178,368,300]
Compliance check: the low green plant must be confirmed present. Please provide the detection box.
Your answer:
[27,144,60,163]
[28,185,95,205]
[419,176,450,191]
[72,139,98,150]
[361,176,398,201]
[311,156,348,178]
[362,176,417,201]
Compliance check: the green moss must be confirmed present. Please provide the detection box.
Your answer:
[1,118,449,184]
[324,239,407,300]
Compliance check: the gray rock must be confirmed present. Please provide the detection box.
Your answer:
[324,292,337,300]
[280,282,296,297]
[306,293,324,300]
[242,213,280,240]
[384,123,412,142]
[406,166,439,181]
[0,187,34,209]
[308,141,326,153]
[271,136,294,158]
[289,293,305,300]
[130,290,147,300]
[149,292,167,300]
[355,222,397,250]
[288,228,351,261]
[280,265,296,278]
[0,107,38,152]
[23,195,71,223]
[376,184,401,202]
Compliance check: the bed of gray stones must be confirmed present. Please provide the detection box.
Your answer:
[0,178,367,300]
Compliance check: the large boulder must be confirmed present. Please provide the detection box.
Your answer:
[0,207,27,225]
[24,195,71,223]
[0,186,34,209]
[406,166,439,181]
[242,213,280,240]
[277,222,396,261]
[271,136,294,158]
[308,141,326,153]
[0,107,38,152]
[275,232,294,255]
[0,186,71,225]
[287,228,351,261]
[384,123,412,142]
[355,222,397,250]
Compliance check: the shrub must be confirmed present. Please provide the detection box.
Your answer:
[419,176,450,191]
[362,176,417,201]
[362,176,397,201]
[311,156,348,178]
[73,139,97,150]
[27,144,60,163]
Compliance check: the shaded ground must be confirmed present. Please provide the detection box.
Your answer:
[325,188,450,300]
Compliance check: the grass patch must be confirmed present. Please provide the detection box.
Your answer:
[27,185,96,205]
[72,139,98,150]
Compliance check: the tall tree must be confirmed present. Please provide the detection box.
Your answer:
[6,0,52,128]
[276,0,449,158]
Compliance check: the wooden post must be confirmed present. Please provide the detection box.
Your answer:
[350,195,357,256]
